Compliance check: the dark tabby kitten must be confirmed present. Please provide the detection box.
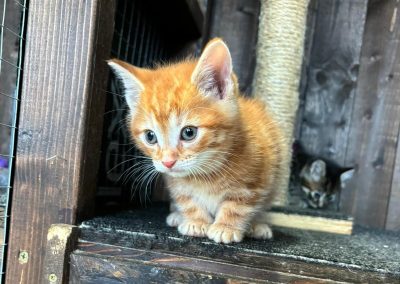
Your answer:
[292,142,354,209]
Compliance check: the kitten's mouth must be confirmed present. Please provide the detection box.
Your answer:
[167,168,183,173]
[159,166,185,174]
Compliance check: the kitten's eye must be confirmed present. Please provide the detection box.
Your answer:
[144,130,157,145]
[180,126,198,141]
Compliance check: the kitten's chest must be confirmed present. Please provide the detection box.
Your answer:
[193,190,224,216]
[172,181,225,215]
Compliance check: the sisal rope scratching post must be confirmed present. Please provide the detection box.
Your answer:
[253,0,310,205]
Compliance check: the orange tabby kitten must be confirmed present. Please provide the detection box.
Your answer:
[108,38,288,244]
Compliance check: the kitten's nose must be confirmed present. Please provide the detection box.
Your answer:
[162,160,176,169]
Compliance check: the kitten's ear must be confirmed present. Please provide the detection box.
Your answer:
[340,168,354,188]
[191,38,233,100]
[310,160,326,182]
[107,59,144,111]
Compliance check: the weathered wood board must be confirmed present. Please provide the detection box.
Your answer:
[294,0,368,214]
[5,1,115,282]
[386,133,400,231]
[69,239,399,283]
[295,0,400,231]
[267,212,353,235]
[297,0,368,165]
[204,0,260,94]
[343,0,400,229]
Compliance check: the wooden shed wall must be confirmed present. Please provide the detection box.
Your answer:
[297,0,400,230]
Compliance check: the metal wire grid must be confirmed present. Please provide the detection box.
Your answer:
[98,0,167,203]
[0,0,27,279]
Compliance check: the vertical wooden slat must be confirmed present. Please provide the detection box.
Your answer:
[204,0,260,94]
[297,0,368,165]
[385,129,400,231]
[343,0,400,228]
[6,0,115,282]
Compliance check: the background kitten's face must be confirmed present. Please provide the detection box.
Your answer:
[108,39,238,178]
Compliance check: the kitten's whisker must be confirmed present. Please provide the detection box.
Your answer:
[109,153,152,159]
[115,117,131,132]
[193,165,214,191]
[136,166,155,189]
[145,170,159,205]
[109,142,134,146]
[121,163,152,184]
[197,159,242,187]
[137,168,157,205]
[126,164,153,185]
[204,149,263,161]
[201,154,245,173]
[123,146,137,154]
[100,88,126,98]
[118,163,144,183]
[104,108,130,115]
[119,162,151,183]
[107,157,137,174]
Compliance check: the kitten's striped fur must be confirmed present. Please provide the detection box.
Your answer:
[108,39,289,243]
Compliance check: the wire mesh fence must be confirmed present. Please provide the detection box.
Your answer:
[0,0,27,279]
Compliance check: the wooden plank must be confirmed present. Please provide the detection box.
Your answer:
[71,240,399,283]
[295,0,318,139]
[386,128,400,231]
[71,242,335,283]
[342,0,400,228]
[204,0,260,94]
[5,1,115,283]
[267,212,353,235]
[43,224,79,284]
[70,254,245,284]
[298,0,368,165]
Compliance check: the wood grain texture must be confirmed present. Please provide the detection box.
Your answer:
[298,0,367,165]
[386,130,400,231]
[343,0,400,228]
[204,0,260,94]
[43,224,78,284]
[267,212,353,235]
[70,240,399,283]
[70,254,239,284]
[295,0,318,140]
[5,0,115,282]
[71,243,333,283]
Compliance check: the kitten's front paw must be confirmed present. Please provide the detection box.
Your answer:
[247,223,273,240]
[207,223,244,244]
[178,220,210,237]
[166,212,182,227]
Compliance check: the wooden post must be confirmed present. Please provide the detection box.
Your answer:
[6,0,115,282]
[343,0,400,229]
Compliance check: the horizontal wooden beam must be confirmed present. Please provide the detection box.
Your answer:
[267,212,353,235]
[71,239,397,283]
